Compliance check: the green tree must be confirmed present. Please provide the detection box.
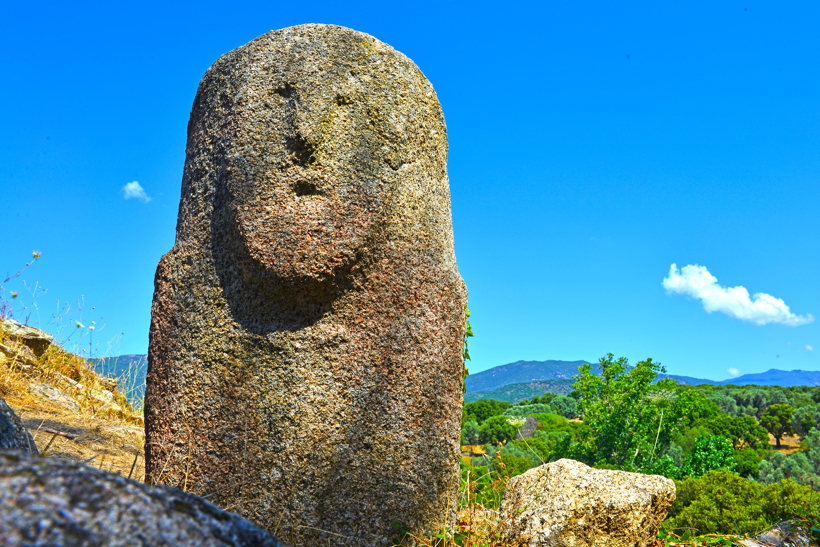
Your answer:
[706,414,769,450]
[550,395,578,418]
[733,447,762,479]
[478,415,517,444]
[573,353,686,471]
[760,403,795,448]
[463,399,511,425]
[461,420,481,445]
[680,435,735,478]
[793,405,818,437]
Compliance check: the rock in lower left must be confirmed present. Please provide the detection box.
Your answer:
[0,452,284,547]
[0,397,37,453]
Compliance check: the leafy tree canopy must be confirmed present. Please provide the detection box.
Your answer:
[760,403,795,448]
[463,399,511,425]
[573,353,688,471]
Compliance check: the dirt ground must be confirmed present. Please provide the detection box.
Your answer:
[768,432,802,454]
[12,400,145,481]
[1,324,146,482]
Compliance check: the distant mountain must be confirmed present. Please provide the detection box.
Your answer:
[464,379,575,404]
[466,360,819,403]
[88,354,147,407]
[465,360,597,393]
[721,369,820,387]
[658,373,719,386]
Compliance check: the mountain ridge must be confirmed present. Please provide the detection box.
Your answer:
[466,359,820,394]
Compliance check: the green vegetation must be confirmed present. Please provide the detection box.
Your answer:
[453,353,820,544]
[760,403,795,448]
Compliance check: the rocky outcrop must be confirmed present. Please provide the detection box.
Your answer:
[0,452,284,547]
[0,397,37,453]
[1,318,53,357]
[145,24,466,546]
[500,459,675,547]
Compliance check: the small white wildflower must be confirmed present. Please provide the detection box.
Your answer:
[76,321,85,328]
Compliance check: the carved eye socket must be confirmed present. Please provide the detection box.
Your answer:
[293,181,321,197]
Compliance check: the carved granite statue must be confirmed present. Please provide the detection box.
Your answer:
[145,24,467,546]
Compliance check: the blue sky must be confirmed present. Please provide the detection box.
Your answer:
[2,1,818,380]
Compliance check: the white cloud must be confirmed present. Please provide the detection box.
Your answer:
[121,181,151,203]
[807,345,815,352]
[727,367,743,378]
[662,264,814,327]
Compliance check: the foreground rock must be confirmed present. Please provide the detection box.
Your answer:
[0,398,37,453]
[0,452,283,546]
[501,459,675,547]
[145,23,466,546]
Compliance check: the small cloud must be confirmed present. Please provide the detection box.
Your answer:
[727,368,743,378]
[121,181,151,203]
[662,264,814,326]
[807,345,814,352]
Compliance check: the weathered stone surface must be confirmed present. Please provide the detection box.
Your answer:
[500,459,676,547]
[1,318,53,356]
[29,383,81,412]
[0,451,284,547]
[145,24,466,546]
[0,397,37,453]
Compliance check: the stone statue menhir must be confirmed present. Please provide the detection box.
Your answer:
[145,24,467,547]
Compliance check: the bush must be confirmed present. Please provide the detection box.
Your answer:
[550,395,578,419]
[504,404,555,419]
[666,470,818,536]
[733,447,763,479]
[464,399,511,425]
[479,415,517,444]
[680,435,735,478]
[758,429,820,486]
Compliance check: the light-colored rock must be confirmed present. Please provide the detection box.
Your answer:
[145,23,466,546]
[1,319,53,356]
[500,459,675,547]
[28,383,81,413]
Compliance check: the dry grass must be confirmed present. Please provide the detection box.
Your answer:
[768,433,802,455]
[0,331,146,481]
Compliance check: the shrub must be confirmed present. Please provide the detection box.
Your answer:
[733,447,763,479]
[503,404,555,419]
[666,470,818,536]
[464,399,511,425]
[479,415,517,444]
[681,435,735,478]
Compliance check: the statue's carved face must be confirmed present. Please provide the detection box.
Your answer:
[223,72,396,284]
